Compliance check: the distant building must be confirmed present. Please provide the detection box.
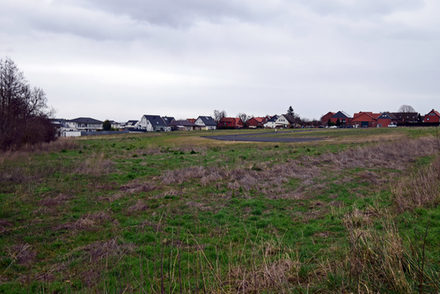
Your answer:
[423,109,440,124]
[194,116,217,130]
[391,112,419,126]
[377,113,394,127]
[352,112,381,128]
[320,112,335,126]
[246,117,268,128]
[69,117,103,132]
[218,117,244,129]
[170,120,196,131]
[264,115,290,128]
[330,111,351,126]
[138,115,171,132]
[162,116,175,126]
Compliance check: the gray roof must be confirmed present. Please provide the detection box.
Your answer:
[266,115,279,123]
[71,117,103,124]
[162,116,175,126]
[378,113,392,119]
[197,116,217,126]
[283,114,296,124]
[332,111,350,119]
[143,115,167,127]
[170,120,195,127]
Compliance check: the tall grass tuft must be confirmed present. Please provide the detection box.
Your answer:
[343,207,440,293]
[392,156,440,212]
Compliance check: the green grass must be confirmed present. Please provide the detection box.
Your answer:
[1,127,440,292]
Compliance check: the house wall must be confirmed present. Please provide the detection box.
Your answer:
[424,112,440,123]
[274,116,289,128]
[138,116,154,132]
[377,118,391,127]
[194,118,205,126]
[320,113,334,125]
[71,122,102,132]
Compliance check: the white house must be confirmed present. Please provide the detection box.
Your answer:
[194,116,217,130]
[69,117,103,132]
[264,115,290,128]
[138,115,171,132]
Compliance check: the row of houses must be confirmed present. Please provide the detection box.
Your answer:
[53,108,439,136]
[53,112,305,136]
[51,115,219,136]
[320,109,440,128]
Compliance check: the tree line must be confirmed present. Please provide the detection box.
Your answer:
[0,58,56,150]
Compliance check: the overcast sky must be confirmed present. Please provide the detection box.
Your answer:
[1,0,439,121]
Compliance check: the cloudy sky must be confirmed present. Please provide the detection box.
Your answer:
[1,0,439,121]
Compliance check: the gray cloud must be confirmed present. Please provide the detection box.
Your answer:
[0,0,439,121]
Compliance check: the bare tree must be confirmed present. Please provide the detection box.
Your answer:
[237,113,248,123]
[398,105,416,113]
[213,110,226,122]
[0,57,55,149]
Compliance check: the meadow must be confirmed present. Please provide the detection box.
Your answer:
[1,127,440,293]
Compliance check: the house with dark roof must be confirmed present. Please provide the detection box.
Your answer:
[330,111,351,126]
[284,114,300,128]
[423,109,440,124]
[194,116,217,130]
[69,117,103,132]
[263,115,291,128]
[138,115,171,132]
[124,120,139,129]
[162,116,175,126]
[377,113,395,127]
[391,112,419,126]
[170,120,196,131]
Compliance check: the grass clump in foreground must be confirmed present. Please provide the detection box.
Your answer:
[1,128,440,292]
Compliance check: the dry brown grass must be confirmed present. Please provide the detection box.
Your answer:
[0,138,77,164]
[226,241,301,293]
[343,208,413,293]
[392,156,440,212]
[74,152,113,176]
[343,205,440,293]
[56,211,113,231]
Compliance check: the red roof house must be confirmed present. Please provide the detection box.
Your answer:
[246,117,268,128]
[218,117,244,129]
[352,112,381,128]
[423,109,440,123]
[320,112,335,126]
[376,113,394,127]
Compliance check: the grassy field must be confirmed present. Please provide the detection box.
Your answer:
[1,127,440,293]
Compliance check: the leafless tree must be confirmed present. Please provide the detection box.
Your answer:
[213,110,226,122]
[0,57,55,150]
[398,105,416,113]
[237,113,249,123]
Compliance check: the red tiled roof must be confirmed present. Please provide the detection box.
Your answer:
[352,112,378,122]
[252,117,266,123]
